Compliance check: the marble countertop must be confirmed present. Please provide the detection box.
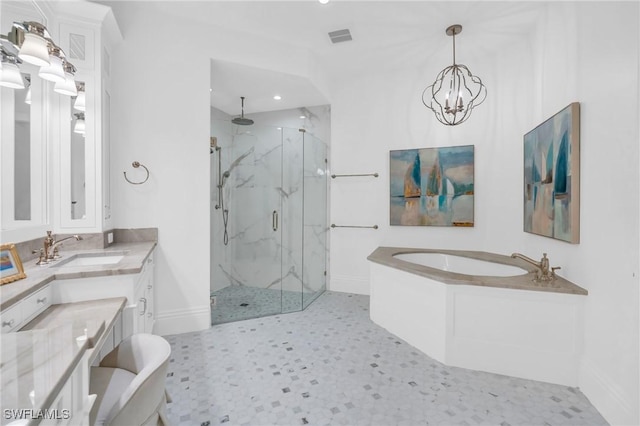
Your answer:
[1,324,88,425]
[367,247,588,295]
[0,242,156,311]
[20,297,126,347]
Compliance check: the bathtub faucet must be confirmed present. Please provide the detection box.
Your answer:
[510,252,560,282]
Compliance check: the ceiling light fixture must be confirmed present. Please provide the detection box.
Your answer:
[273,95,282,100]
[422,25,486,126]
[319,0,330,4]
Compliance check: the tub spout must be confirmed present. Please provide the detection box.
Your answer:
[511,252,558,282]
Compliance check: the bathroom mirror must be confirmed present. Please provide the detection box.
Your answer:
[14,74,31,221]
[0,1,50,242]
[70,105,86,220]
[59,73,97,230]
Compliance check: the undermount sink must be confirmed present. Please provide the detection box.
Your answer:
[55,252,126,268]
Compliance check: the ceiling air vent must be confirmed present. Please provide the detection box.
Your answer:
[328,29,352,44]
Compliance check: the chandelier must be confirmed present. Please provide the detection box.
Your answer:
[422,25,486,126]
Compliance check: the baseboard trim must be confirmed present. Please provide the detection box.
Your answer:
[330,274,369,295]
[580,357,638,425]
[155,305,211,336]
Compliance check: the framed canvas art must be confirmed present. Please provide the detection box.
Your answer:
[390,145,474,226]
[523,102,580,243]
[1,243,26,285]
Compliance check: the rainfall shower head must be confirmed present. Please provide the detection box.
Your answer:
[232,96,254,126]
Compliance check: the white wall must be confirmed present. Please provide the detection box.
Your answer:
[108,3,321,336]
[328,3,638,425]
[107,1,638,423]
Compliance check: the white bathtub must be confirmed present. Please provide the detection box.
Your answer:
[367,247,588,387]
[393,252,528,277]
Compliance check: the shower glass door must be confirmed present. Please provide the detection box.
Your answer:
[210,120,326,324]
[211,122,288,323]
[302,132,327,309]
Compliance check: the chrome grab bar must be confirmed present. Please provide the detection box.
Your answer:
[273,210,278,231]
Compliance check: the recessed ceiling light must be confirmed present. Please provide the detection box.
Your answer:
[299,115,306,119]
[273,95,282,100]
[319,0,330,4]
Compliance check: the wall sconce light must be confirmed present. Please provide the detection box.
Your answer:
[0,21,76,95]
[74,82,85,111]
[15,22,50,67]
[73,112,85,135]
[25,76,31,104]
[54,60,78,96]
[422,25,487,126]
[0,53,25,89]
[38,45,65,83]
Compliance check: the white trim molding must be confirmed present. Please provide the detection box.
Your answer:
[330,274,369,295]
[580,358,638,426]
[155,305,211,336]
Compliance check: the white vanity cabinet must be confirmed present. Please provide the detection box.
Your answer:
[42,352,94,426]
[1,285,52,334]
[51,250,157,340]
[135,254,156,334]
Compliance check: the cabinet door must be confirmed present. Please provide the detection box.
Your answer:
[143,254,155,333]
[134,275,147,335]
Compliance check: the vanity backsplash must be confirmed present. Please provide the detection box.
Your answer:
[13,228,158,263]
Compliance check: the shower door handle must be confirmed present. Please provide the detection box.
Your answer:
[273,210,278,231]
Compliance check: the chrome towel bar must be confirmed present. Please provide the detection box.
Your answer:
[331,224,378,229]
[331,173,379,179]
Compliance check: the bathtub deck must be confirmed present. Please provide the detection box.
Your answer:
[367,246,587,295]
[368,248,587,387]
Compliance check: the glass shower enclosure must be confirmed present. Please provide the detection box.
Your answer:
[210,120,327,324]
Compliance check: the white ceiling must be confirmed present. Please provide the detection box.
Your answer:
[103,1,545,116]
[209,60,329,117]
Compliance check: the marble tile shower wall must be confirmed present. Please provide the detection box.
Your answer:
[210,118,328,301]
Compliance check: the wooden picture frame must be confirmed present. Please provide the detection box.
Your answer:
[523,102,580,243]
[1,243,27,285]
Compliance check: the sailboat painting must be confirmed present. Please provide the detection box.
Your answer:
[523,102,580,243]
[390,145,474,226]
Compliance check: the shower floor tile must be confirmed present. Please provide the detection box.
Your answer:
[211,285,322,325]
[165,291,608,426]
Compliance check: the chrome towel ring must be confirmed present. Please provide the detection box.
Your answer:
[123,161,149,185]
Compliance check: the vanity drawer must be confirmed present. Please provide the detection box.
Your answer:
[1,304,23,334]
[22,286,52,324]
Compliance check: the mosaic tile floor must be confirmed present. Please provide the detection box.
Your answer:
[211,286,323,325]
[165,291,608,426]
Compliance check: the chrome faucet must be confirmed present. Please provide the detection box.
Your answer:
[35,231,83,265]
[511,252,560,282]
